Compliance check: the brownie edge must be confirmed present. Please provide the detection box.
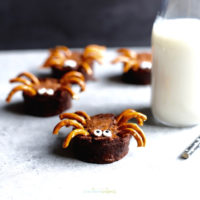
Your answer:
[122,68,151,85]
[72,134,131,164]
[23,90,72,117]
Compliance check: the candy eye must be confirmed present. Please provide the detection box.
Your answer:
[38,88,46,95]
[64,60,77,68]
[140,61,152,69]
[93,129,102,137]
[103,130,112,137]
[46,89,54,95]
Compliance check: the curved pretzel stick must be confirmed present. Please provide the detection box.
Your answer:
[17,72,40,85]
[116,109,147,126]
[53,119,84,135]
[119,128,144,147]
[61,71,85,83]
[81,62,93,75]
[129,61,140,71]
[119,123,146,146]
[83,45,106,64]
[10,77,33,86]
[116,109,135,123]
[75,111,91,120]
[84,55,103,64]
[6,85,36,103]
[112,55,131,64]
[85,44,106,51]
[84,47,106,59]
[61,86,79,99]
[123,63,132,73]
[63,77,86,92]
[50,49,67,59]
[118,112,147,126]
[84,50,103,58]
[43,47,70,68]
[43,56,65,68]
[53,46,71,57]
[62,129,90,148]
[118,48,137,58]
[59,113,86,126]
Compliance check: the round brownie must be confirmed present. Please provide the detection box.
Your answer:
[23,89,71,117]
[122,68,151,85]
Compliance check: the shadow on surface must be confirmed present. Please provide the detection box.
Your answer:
[107,74,150,87]
[135,107,166,128]
[107,74,124,84]
[137,107,186,130]
[3,101,26,115]
[30,68,52,79]
[50,136,76,160]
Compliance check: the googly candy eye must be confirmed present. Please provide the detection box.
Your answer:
[93,129,102,137]
[46,89,54,95]
[103,130,112,137]
[38,88,46,95]
[64,60,77,68]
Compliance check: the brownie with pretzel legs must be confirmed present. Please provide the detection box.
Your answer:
[6,71,86,116]
[42,44,106,81]
[53,109,147,163]
[112,48,152,85]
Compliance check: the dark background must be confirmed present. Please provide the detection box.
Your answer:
[0,0,161,50]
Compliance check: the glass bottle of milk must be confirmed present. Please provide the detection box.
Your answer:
[151,0,200,127]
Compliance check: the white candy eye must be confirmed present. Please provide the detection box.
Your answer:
[93,129,102,137]
[64,59,77,68]
[38,88,46,95]
[140,61,152,69]
[46,89,54,95]
[103,130,112,137]
[38,88,54,95]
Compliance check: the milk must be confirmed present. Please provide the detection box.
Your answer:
[151,18,200,126]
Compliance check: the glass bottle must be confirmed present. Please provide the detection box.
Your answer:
[151,0,200,127]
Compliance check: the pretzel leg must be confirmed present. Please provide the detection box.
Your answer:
[63,77,86,92]
[43,56,65,68]
[85,44,106,51]
[123,63,132,73]
[118,48,137,58]
[59,113,86,125]
[116,109,136,123]
[54,46,71,57]
[119,112,147,126]
[6,85,36,102]
[116,109,147,126]
[61,86,79,100]
[10,77,33,86]
[119,128,144,147]
[75,111,91,120]
[81,62,93,75]
[111,56,130,64]
[61,71,85,82]
[62,129,90,148]
[53,119,84,135]
[83,52,103,64]
[84,45,106,61]
[119,123,146,146]
[17,72,40,85]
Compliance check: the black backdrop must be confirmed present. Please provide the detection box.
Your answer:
[0,0,161,50]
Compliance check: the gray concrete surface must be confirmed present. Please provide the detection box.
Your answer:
[0,49,199,200]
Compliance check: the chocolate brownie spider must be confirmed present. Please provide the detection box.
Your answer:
[6,71,86,116]
[112,48,152,84]
[53,109,147,163]
[42,44,106,80]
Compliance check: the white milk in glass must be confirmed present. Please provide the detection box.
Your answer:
[151,18,200,127]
